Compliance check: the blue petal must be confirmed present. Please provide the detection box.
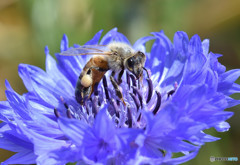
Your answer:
[18,64,72,106]
[163,149,199,164]
[147,38,165,75]
[45,52,74,95]
[60,34,69,52]
[218,69,240,95]
[100,27,131,45]
[3,150,37,165]
[133,36,155,52]
[93,106,116,140]
[25,112,63,138]
[0,101,13,121]
[36,146,81,165]
[2,131,33,151]
[85,29,103,45]
[225,96,240,108]
[214,121,230,132]
[15,119,69,158]
[188,34,203,55]
[173,31,189,56]
[202,39,210,55]
[5,90,31,120]
[151,31,173,54]
[0,124,29,152]
[55,54,82,86]
[58,117,88,146]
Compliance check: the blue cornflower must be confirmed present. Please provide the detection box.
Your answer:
[0,28,240,165]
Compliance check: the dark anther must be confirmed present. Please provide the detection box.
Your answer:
[146,79,153,104]
[60,96,69,109]
[86,106,89,115]
[130,74,137,87]
[111,99,120,118]
[98,99,101,106]
[116,100,120,106]
[167,90,175,98]
[64,103,69,109]
[152,91,161,115]
[137,113,141,122]
[132,86,143,108]
[143,67,153,103]
[127,107,133,128]
[94,83,99,96]
[130,74,137,95]
[66,109,73,119]
[143,67,150,79]
[103,76,110,100]
[126,72,130,89]
[137,80,140,89]
[92,97,98,117]
[54,108,60,118]
[130,93,140,110]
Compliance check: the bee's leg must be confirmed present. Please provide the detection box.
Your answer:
[117,68,124,85]
[110,71,126,106]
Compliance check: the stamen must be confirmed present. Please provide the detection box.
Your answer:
[116,100,120,106]
[130,93,140,110]
[167,90,175,98]
[92,97,98,116]
[130,74,137,87]
[127,107,133,128]
[137,113,141,122]
[66,109,73,119]
[54,108,60,118]
[132,86,143,108]
[137,80,140,89]
[152,91,161,115]
[103,76,110,100]
[94,83,99,96]
[174,82,178,90]
[146,78,153,104]
[60,96,69,109]
[111,99,120,118]
[126,72,130,89]
[143,67,150,78]
[85,106,89,115]
[143,67,153,103]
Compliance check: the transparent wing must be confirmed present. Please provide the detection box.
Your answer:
[60,45,112,56]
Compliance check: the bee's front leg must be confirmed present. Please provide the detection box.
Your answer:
[117,68,124,85]
[110,71,126,106]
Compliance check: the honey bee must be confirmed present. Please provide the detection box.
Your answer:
[60,42,146,106]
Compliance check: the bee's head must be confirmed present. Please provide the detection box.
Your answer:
[125,51,146,79]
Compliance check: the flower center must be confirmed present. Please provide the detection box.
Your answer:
[54,70,177,129]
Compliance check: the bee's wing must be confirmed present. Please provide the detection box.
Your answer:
[60,45,112,56]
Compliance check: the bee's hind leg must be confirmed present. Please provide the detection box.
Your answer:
[110,71,126,106]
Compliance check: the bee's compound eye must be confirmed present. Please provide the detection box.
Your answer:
[127,57,134,68]
[81,74,92,87]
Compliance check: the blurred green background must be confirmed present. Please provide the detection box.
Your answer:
[0,0,240,164]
